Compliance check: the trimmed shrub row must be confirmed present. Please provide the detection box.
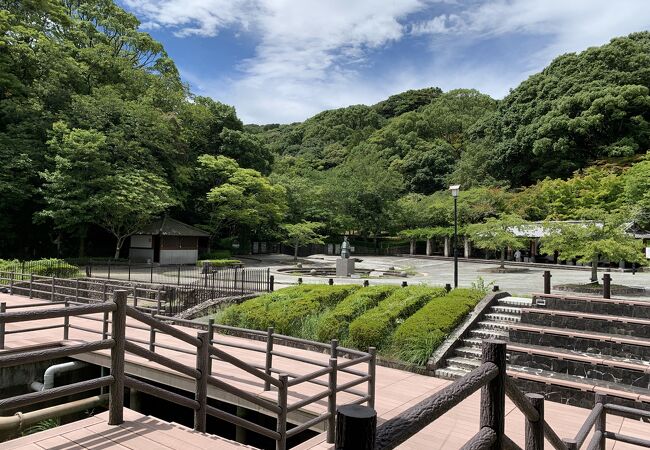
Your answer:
[0,258,80,279]
[315,285,398,342]
[347,286,447,350]
[392,288,484,365]
[219,284,359,335]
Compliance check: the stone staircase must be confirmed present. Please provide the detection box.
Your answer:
[436,296,532,379]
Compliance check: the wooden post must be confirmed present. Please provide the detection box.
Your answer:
[330,339,339,358]
[177,265,181,286]
[156,288,161,315]
[75,279,79,302]
[562,439,577,450]
[264,327,274,391]
[207,318,214,374]
[277,374,289,450]
[150,263,153,283]
[602,274,611,299]
[0,302,5,349]
[109,290,127,425]
[595,393,606,450]
[335,404,376,450]
[481,340,506,450]
[194,331,209,432]
[29,274,33,298]
[51,276,55,302]
[327,357,338,444]
[9,272,13,295]
[368,347,376,409]
[63,300,70,340]
[525,393,544,450]
[149,310,156,352]
[269,274,275,292]
[133,286,138,308]
[543,270,551,294]
[328,278,334,285]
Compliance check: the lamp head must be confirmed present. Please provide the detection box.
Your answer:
[449,184,461,198]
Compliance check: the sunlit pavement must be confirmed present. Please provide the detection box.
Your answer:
[239,254,650,297]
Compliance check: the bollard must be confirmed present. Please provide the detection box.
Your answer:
[363,280,369,287]
[602,273,611,299]
[298,277,303,285]
[335,404,376,450]
[401,281,408,288]
[328,278,334,285]
[269,275,275,292]
[492,285,499,292]
[445,283,452,292]
[543,270,552,294]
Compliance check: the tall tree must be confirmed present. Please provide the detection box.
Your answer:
[467,215,528,268]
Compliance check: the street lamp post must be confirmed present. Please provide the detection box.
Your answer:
[449,185,461,288]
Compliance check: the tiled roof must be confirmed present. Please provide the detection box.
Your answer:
[137,217,210,237]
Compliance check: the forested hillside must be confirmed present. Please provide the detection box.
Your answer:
[1,0,648,258]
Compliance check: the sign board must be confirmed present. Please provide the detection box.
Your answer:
[646,247,650,259]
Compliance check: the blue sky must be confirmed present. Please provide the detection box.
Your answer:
[120,0,650,124]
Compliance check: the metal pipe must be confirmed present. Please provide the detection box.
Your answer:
[0,394,108,433]
[30,361,88,392]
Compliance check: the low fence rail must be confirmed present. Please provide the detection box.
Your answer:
[0,270,269,317]
[339,340,649,450]
[0,290,375,450]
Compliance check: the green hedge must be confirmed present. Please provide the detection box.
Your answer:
[196,259,242,267]
[392,288,485,365]
[316,285,398,342]
[0,259,80,278]
[218,285,360,335]
[348,286,447,350]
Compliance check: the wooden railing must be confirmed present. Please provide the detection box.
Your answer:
[0,290,375,450]
[340,340,569,450]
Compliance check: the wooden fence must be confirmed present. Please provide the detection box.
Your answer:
[339,340,650,450]
[0,290,375,450]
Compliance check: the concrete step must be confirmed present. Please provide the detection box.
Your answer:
[455,346,482,359]
[470,328,509,340]
[477,320,511,331]
[497,296,533,307]
[490,305,525,315]
[435,366,469,380]
[484,312,521,322]
[446,357,482,371]
[462,337,484,348]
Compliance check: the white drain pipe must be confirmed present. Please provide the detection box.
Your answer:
[30,361,88,392]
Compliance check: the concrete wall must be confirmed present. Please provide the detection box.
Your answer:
[159,249,198,265]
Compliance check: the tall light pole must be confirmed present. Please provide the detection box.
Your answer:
[449,184,460,288]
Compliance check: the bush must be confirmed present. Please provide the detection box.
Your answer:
[218,285,360,335]
[0,258,80,279]
[348,286,447,350]
[316,285,398,342]
[196,259,242,267]
[392,288,485,365]
[201,249,232,259]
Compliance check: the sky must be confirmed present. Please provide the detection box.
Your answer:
[119,0,650,124]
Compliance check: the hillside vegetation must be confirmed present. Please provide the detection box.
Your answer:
[215,285,485,366]
[1,0,648,258]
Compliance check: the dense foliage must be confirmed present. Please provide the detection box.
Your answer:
[1,0,648,260]
[215,285,482,365]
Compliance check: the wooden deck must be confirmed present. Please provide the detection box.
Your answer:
[1,293,649,449]
[2,409,252,449]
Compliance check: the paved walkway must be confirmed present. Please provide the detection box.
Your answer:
[248,254,650,297]
[1,293,649,449]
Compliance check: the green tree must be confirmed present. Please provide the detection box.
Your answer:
[467,215,528,268]
[199,155,287,236]
[540,220,646,282]
[281,221,326,261]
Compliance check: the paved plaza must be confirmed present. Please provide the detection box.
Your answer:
[242,254,650,297]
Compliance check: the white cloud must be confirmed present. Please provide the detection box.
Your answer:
[126,0,650,123]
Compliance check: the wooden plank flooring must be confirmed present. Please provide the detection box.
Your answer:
[2,293,649,449]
